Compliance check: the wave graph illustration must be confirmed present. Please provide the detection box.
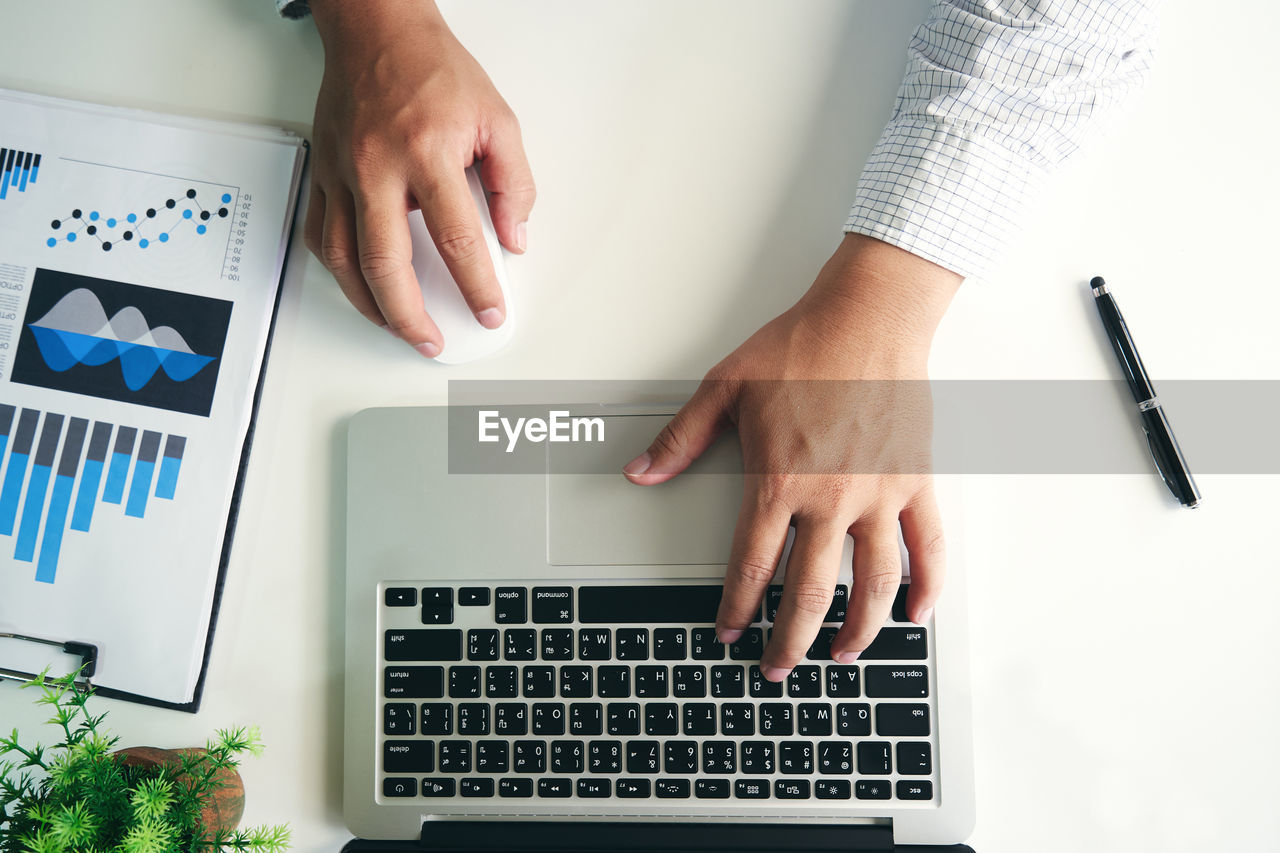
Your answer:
[28,289,216,391]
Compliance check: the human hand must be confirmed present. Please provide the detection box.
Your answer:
[624,234,962,680]
[304,0,535,357]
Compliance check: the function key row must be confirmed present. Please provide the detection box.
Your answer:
[383,775,932,801]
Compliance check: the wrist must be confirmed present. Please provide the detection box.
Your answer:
[311,0,447,54]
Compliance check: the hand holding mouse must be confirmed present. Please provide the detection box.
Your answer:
[304,0,535,358]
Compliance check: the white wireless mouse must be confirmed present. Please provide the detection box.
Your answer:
[406,168,515,364]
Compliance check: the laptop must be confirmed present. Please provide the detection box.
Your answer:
[341,404,975,852]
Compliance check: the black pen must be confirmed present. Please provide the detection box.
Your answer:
[1090,276,1200,508]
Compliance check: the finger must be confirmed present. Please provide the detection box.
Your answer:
[353,186,443,356]
[318,189,387,328]
[831,521,903,663]
[899,485,946,625]
[414,167,506,329]
[760,517,846,680]
[478,113,536,254]
[303,181,325,259]
[715,481,791,644]
[622,379,731,485]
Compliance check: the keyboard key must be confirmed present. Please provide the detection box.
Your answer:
[385,629,462,661]
[702,741,736,774]
[696,779,730,799]
[421,778,455,797]
[865,665,929,698]
[729,628,763,661]
[645,703,679,736]
[654,628,687,660]
[818,741,853,775]
[494,703,527,735]
[826,584,849,622]
[856,780,891,800]
[816,780,851,800]
[589,740,622,773]
[438,741,471,773]
[448,666,481,698]
[787,666,821,698]
[458,587,490,606]
[467,629,499,661]
[383,777,415,797]
[607,703,641,736]
[579,585,722,623]
[461,778,494,797]
[891,583,909,623]
[504,629,537,661]
[457,703,490,735]
[476,741,509,773]
[626,741,660,774]
[616,628,649,660]
[578,778,611,798]
[384,587,416,607]
[673,665,707,698]
[735,780,769,799]
[485,666,518,698]
[897,780,933,800]
[635,666,669,698]
[896,742,933,775]
[383,666,444,699]
[779,741,813,774]
[499,778,533,798]
[806,627,837,661]
[540,628,574,661]
[798,703,833,736]
[569,703,603,736]
[579,628,612,661]
[383,702,417,735]
[421,587,453,624]
[532,587,574,623]
[657,779,691,798]
[533,703,565,735]
[523,666,555,698]
[775,780,811,799]
[560,666,593,698]
[597,666,631,698]
[862,627,927,660]
[765,586,784,622]
[513,740,546,773]
[836,703,872,737]
[760,703,793,736]
[617,779,651,798]
[741,741,775,774]
[383,741,433,773]
[857,741,892,775]
[538,778,572,798]
[420,703,452,735]
[826,666,861,698]
[876,703,931,736]
[690,628,725,660]
[749,666,784,698]
[720,703,755,736]
[682,703,716,736]
[711,666,745,698]
[551,740,584,773]
[495,587,527,624]
[663,741,698,774]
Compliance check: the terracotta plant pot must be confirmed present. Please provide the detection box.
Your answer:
[112,746,246,835]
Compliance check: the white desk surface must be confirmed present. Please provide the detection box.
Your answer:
[2,2,1277,851]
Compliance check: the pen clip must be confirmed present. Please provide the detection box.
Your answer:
[1142,422,1179,495]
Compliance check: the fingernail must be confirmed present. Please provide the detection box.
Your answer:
[622,452,652,476]
[717,628,743,645]
[760,665,790,682]
[834,650,860,664]
[415,342,441,358]
[917,608,934,625]
[515,221,528,252]
[476,307,504,329]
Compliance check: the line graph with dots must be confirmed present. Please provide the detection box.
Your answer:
[47,188,233,252]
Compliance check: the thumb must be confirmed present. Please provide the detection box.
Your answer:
[623,380,731,485]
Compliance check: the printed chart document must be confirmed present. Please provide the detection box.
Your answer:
[0,88,306,709]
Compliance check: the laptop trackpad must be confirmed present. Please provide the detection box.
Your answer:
[548,415,743,566]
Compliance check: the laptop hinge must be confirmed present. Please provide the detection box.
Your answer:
[416,820,894,852]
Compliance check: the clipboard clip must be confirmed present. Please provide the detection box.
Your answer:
[0,632,97,689]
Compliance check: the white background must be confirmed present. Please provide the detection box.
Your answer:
[1,2,1276,851]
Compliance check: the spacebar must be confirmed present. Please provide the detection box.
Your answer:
[578,585,723,623]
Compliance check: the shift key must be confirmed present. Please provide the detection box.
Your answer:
[385,629,463,661]
[860,628,927,660]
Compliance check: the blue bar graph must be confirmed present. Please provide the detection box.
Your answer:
[1,149,42,203]
[156,435,185,500]
[16,413,64,562]
[0,409,39,535]
[102,426,136,504]
[125,431,161,519]
[36,475,75,583]
[70,422,112,532]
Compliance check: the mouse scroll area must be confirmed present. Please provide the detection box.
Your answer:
[406,168,515,365]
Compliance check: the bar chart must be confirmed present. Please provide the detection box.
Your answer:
[0,403,186,583]
[0,148,41,201]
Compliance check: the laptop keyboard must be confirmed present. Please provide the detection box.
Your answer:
[378,580,937,807]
